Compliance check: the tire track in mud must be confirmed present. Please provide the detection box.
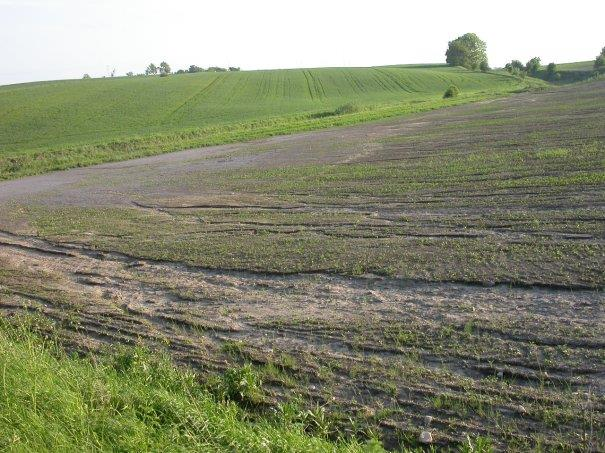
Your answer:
[0,229,603,450]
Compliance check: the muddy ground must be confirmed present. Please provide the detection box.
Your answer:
[0,81,604,450]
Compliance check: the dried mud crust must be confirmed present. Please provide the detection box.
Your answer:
[0,231,603,450]
[0,81,603,289]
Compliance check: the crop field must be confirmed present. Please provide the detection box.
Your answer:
[0,80,604,450]
[0,65,537,180]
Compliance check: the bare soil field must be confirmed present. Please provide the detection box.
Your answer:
[0,81,604,450]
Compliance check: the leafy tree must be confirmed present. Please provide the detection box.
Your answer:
[479,61,490,72]
[82,74,91,79]
[505,60,525,75]
[546,63,557,80]
[445,33,488,70]
[228,67,240,72]
[159,62,171,75]
[595,55,605,72]
[145,63,158,75]
[188,65,203,73]
[595,46,605,73]
[126,71,134,77]
[525,57,541,76]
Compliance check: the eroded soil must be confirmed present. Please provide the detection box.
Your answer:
[0,230,603,450]
[0,81,604,450]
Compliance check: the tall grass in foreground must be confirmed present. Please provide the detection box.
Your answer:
[0,320,368,452]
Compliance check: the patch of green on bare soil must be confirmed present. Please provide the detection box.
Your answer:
[0,81,603,451]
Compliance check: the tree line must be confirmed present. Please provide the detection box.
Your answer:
[144,62,240,77]
[445,33,604,82]
[83,63,240,79]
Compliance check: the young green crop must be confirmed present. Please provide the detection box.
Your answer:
[0,65,535,180]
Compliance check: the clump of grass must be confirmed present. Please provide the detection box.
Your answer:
[309,102,361,119]
[536,148,569,159]
[0,319,366,451]
[221,339,247,357]
[443,84,460,98]
[334,103,360,115]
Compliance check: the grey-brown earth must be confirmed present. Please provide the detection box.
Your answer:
[0,81,604,450]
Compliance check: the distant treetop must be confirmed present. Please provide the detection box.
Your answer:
[445,33,488,71]
[145,63,158,75]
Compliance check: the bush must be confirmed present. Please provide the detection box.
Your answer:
[443,85,460,98]
[525,57,541,76]
[479,61,490,72]
[546,62,557,80]
[188,65,203,73]
[334,103,360,115]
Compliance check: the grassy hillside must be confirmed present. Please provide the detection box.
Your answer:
[0,65,534,180]
[555,60,595,71]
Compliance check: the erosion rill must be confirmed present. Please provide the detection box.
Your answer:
[0,81,604,450]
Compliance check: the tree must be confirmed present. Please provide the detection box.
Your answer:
[479,61,489,72]
[126,71,134,77]
[159,61,171,75]
[505,60,525,75]
[525,57,541,76]
[546,63,557,80]
[145,63,158,75]
[592,46,605,72]
[82,74,91,79]
[595,55,605,73]
[188,65,203,73]
[445,33,488,70]
[228,67,240,72]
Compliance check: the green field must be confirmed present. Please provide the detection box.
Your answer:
[0,65,537,180]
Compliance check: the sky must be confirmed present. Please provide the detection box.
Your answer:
[1,0,603,85]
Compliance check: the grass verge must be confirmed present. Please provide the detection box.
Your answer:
[0,318,370,452]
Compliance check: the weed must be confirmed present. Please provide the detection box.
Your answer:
[219,364,264,406]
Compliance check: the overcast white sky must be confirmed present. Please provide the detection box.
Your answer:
[1,0,603,85]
